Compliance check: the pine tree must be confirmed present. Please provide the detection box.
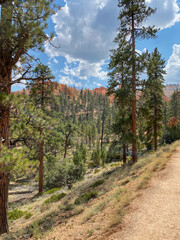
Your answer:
[0,1,57,233]
[26,64,55,193]
[141,48,166,151]
[170,90,180,119]
[117,0,157,162]
[108,37,132,163]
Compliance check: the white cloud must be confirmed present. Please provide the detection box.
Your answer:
[45,0,180,82]
[165,44,180,84]
[59,76,82,88]
[93,82,102,87]
[53,58,59,64]
[145,0,180,29]
[136,49,142,55]
[61,58,108,80]
[46,0,118,79]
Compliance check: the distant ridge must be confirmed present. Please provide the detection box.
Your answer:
[14,83,180,102]
[164,84,180,98]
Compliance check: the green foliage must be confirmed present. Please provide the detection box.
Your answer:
[106,141,122,163]
[169,90,180,119]
[108,0,158,159]
[90,143,107,167]
[90,147,101,167]
[73,144,87,165]
[44,193,66,204]
[9,209,29,220]
[64,204,74,211]
[74,191,98,205]
[140,48,166,150]
[45,158,85,189]
[43,188,61,195]
[90,179,105,188]
[24,212,33,220]
[0,0,58,57]
[0,145,32,178]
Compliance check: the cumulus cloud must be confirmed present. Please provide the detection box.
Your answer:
[61,60,108,80]
[45,0,119,80]
[59,76,82,88]
[93,82,102,87]
[45,0,180,82]
[145,0,180,29]
[165,44,180,84]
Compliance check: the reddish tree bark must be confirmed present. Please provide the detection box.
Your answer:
[64,131,71,159]
[0,71,11,235]
[123,143,127,164]
[0,172,9,235]
[131,13,137,163]
[39,139,44,193]
[154,107,158,151]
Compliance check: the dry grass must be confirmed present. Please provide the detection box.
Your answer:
[3,141,179,240]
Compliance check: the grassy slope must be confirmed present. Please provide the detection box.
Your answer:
[2,141,179,240]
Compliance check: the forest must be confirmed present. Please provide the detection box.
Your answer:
[0,0,180,239]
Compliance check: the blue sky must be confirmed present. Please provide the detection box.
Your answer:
[13,0,180,91]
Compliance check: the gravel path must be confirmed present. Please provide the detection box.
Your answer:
[108,146,180,240]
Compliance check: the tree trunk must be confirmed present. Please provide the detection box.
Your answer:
[0,74,11,149]
[123,144,127,164]
[39,139,44,193]
[154,107,158,151]
[0,172,9,235]
[38,79,45,193]
[131,13,137,163]
[100,109,105,150]
[0,105,10,149]
[0,71,11,235]
[64,131,71,158]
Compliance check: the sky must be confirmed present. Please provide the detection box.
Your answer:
[13,0,180,91]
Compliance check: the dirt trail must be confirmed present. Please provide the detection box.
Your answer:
[108,146,180,240]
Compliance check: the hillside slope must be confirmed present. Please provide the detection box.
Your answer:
[107,146,180,240]
[1,142,179,240]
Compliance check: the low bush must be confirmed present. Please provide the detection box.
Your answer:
[24,212,33,219]
[44,192,66,204]
[75,191,98,205]
[90,179,104,188]
[64,204,74,211]
[45,159,85,189]
[9,209,25,220]
[43,188,61,195]
[9,209,32,221]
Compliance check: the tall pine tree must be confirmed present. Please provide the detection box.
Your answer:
[117,0,157,162]
[141,48,166,151]
[26,64,55,193]
[0,1,57,233]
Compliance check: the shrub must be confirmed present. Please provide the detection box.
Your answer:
[44,193,66,204]
[43,188,60,195]
[24,212,33,219]
[90,148,101,167]
[75,191,98,205]
[90,144,107,167]
[106,141,122,163]
[90,179,104,188]
[64,204,74,211]
[45,158,85,189]
[9,209,26,220]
